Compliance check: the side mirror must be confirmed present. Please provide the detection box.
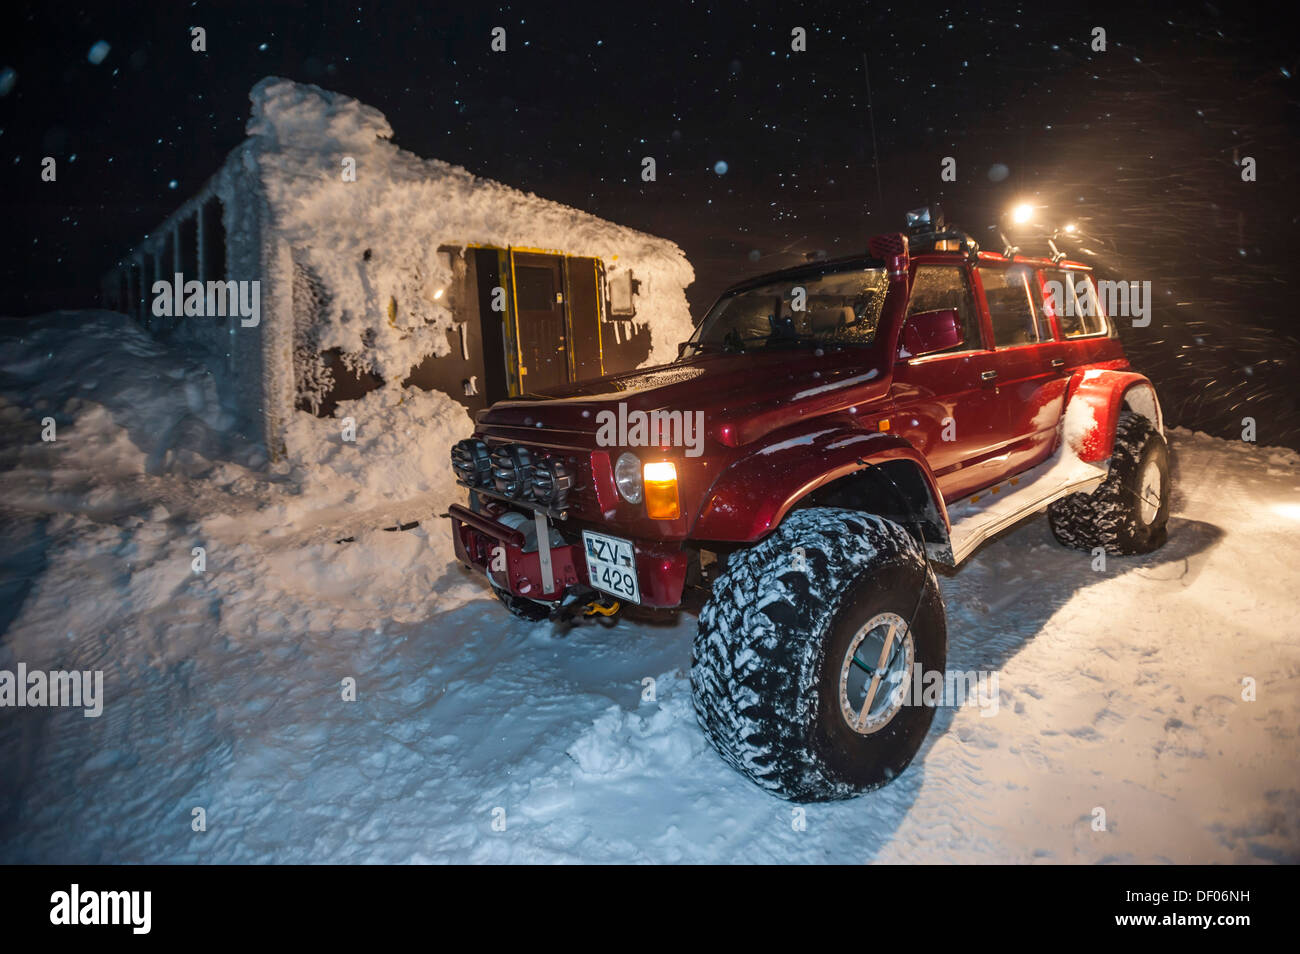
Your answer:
[901,308,963,357]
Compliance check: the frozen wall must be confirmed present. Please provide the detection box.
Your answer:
[246,77,695,393]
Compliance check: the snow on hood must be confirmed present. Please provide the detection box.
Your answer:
[245,77,694,386]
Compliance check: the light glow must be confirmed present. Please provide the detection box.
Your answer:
[643,462,680,520]
[1272,502,1300,522]
[1011,203,1034,224]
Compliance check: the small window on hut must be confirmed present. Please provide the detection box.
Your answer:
[160,233,175,280]
[179,214,199,280]
[141,257,157,327]
[608,269,638,316]
[129,262,143,321]
[202,195,226,282]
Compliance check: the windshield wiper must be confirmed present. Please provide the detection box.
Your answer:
[690,330,831,355]
[680,340,730,356]
[732,332,828,350]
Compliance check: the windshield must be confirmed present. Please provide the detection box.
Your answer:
[683,265,890,356]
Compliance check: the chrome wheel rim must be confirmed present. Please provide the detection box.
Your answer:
[839,612,913,735]
[1138,457,1162,525]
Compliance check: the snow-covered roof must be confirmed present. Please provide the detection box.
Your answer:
[246,77,694,383]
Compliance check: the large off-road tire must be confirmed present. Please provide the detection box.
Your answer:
[1047,411,1171,555]
[691,508,947,802]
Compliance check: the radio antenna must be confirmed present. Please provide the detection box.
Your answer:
[863,52,885,219]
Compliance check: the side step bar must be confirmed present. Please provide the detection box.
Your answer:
[933,453,1109,566]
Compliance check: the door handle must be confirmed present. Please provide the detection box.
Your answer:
[981,370,998,381]
[1050,358,1065,368]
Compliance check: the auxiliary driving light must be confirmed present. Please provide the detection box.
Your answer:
[451,438,492,486]
[490,444,535,498]
[531,458,574,508]
[642,461,680,520]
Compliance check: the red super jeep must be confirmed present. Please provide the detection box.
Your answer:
[448,213,1171,801]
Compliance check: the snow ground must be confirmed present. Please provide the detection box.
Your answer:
[1,312,1298,863]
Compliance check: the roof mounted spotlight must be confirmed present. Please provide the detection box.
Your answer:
[902,204,979,262]
[905,204,951,242]
[905,205,942,235]
[999,232,1020,259]
[1046,236,1067,265]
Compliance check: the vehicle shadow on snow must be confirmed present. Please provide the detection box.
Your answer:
[934,513,1224,670]
[807,510,1226,855]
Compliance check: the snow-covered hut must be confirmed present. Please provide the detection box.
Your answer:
[101,77,695,457]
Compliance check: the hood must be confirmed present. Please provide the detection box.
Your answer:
[477,346,892,449]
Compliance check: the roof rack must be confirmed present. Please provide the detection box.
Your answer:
[905,206,980,261]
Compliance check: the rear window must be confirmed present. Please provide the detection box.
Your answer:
[1041,269,1107,337]
[978,265,1048,347]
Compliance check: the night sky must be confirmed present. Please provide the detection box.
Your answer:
[2,0,1297,444]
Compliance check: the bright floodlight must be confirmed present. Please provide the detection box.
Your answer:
[1011,203,1034,224]
[1273,503,1300,522]
[1064,222,1078,233]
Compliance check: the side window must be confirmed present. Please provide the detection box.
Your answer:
[1075,274,1107,336]
[978,265,1044,348]
[906,265,981,354]
[1042,269,1106,338]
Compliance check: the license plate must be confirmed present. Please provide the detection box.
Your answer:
[581,530,641,604]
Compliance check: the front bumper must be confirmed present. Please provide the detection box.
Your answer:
[448,502,691,609]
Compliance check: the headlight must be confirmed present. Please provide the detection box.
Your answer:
[614,451,642,504]
[451,438,491,486]
[490,444,535,498]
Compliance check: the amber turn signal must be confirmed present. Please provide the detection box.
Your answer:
[642,461,680,520]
